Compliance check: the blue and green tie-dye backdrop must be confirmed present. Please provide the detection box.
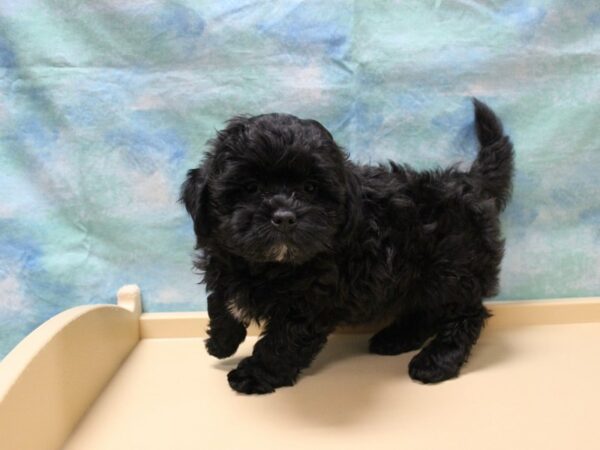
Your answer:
[1,0,599,358]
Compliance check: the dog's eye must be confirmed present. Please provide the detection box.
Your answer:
[304,182,316,193]
[245,182,259,193]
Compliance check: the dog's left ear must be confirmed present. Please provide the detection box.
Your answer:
[180,167,212,245]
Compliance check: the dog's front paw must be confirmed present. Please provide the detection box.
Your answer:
[227,367,276,395]
[205,336,239,359]
[204,324,247,359]
[408,346,461,384]
[227,358,295,395]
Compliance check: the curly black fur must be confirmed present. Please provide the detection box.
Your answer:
[181,99,514,394]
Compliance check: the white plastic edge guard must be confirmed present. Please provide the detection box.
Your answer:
[139,296,600,339]
[0,284,142,450]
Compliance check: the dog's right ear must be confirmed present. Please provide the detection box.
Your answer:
[180,166,212,244]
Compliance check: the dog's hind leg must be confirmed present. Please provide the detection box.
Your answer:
[369,309,436,355]
[408,304,490,384]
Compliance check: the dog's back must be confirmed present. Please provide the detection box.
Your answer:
[343,99,514,318]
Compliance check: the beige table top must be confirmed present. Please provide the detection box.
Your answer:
[64,323,600,450]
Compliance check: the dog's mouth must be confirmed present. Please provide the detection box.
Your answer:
[262,223,335,264]
[221,208,334,265]
[269,243,290,262]
[235,235,323,265]
[271,244,290,262]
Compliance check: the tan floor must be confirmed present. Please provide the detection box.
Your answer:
[64,323,600,450]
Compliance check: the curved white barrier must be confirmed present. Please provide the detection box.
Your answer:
[0,285,141,450]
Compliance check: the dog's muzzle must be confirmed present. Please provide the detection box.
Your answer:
[271,209,297,232]
[268,194,299,234]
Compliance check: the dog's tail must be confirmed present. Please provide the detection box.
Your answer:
[469,98,514,212]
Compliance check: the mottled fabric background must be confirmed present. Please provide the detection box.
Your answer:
[1,0,599,359]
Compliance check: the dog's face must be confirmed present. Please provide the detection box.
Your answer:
[182,114,351,265]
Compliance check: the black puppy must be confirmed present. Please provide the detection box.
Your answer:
[181,99,513,394]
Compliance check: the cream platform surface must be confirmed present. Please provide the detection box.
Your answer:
[1,285,599,450]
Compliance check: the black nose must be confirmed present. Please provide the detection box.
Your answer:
[271,209,297,231]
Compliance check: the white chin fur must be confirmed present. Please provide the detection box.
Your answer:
[272,244,288,262]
